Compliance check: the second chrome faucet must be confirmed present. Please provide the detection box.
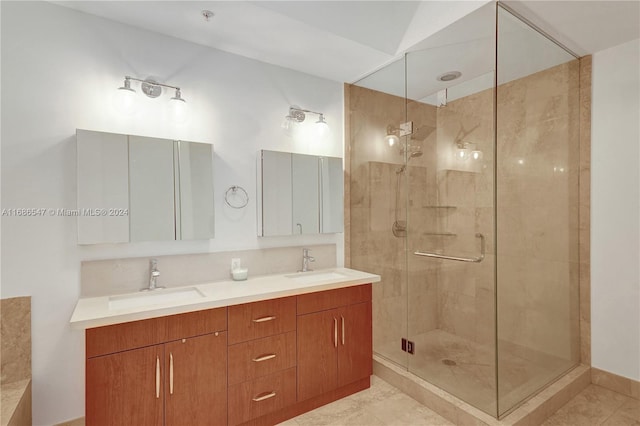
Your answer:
[299,248,315,272]
[143,258,165,291]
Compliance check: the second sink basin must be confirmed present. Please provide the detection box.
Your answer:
[109,287,205,311]
[285,271,348,285]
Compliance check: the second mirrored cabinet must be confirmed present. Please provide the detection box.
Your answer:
[258,150,343,236]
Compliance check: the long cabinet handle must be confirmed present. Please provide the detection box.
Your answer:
[341,315,345,345]
[252,353,276,362]
[252,391,277,402]
[155,356,160,399]
[333,317,338,348]
[169,352,174,395]
[252,315,277,323]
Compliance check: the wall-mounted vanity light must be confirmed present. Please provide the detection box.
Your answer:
[453,123,483,161]
[384,122,413,147]
[456,142,483,161]
[282,105,329,137]
[116,76,187,122]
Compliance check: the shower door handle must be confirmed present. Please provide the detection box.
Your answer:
[414,233,485,263]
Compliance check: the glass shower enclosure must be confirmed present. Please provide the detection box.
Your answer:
[346,2,581,417]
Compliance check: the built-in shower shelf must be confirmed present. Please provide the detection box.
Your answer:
[423,232,457,236]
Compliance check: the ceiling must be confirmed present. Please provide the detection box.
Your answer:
[53,1,639,86]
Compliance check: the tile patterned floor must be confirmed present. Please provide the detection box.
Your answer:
[543,384,640,426]
[280,377,640,426]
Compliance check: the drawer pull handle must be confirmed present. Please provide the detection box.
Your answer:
[252,353,277,362]
[252,315,277,323]
[341,315,345,345]
[252,391,277,402]
[169,352,174,395]
[155,356,160,399]
[333,317,338,348]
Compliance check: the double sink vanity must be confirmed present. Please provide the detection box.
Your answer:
[73,129,370,425]
[71,267,380,426]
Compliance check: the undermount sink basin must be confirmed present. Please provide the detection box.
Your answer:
[109,287,205,311]
[285,271,348,284]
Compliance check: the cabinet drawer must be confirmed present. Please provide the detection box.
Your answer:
[166,307,227,342]
[297,284,372,315]
[228,332,296,385]
[86,307,227,358]
[228,367,297,425]
[228,297,296,345]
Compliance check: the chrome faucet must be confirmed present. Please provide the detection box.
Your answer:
[143,259,164,291]
[299,248,315,272]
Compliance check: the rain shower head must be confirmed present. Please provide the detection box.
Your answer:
[409,150,423,158]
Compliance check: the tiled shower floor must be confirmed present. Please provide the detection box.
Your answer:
[376,329,573,415]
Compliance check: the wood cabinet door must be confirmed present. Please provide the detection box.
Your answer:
[164,332,227,426]
[86,345,163,426]
[337,302,372,388]
[297,309,339,401]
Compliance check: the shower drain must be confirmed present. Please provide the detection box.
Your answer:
[442,359,457,366]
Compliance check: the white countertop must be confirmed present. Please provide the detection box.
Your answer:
[70,267,380,330]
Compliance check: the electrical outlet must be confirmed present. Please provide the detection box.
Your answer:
[231,258,241,271]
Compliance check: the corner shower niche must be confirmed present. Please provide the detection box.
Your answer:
[76,129,214,244]
[347,1,581,419]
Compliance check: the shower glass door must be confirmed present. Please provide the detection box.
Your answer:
[404,3,498,415]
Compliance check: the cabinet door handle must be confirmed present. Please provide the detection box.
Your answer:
[333,317,338,348]
[252,315,277,323]
[252,391,277,402]
[169,352,174,395]
[252,353,276,362]
[155,356,160,399]
[341,315,345,345]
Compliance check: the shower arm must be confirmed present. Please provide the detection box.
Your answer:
[414,233,485,263]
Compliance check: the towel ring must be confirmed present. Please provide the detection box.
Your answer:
[225,186,249,209]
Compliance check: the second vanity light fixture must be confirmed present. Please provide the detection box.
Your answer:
[116,76,187,119]
[282,105,329,136]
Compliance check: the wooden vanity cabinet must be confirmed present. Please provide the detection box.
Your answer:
[296,284,372,401]
[85,308,227,426]
[84,284,373,426]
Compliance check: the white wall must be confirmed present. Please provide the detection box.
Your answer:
[0,2,343,424]
[591,38,640,381]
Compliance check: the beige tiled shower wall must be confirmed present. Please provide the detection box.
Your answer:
[346,84,439,366]
[496,59,581,366]
[429,88,496,348]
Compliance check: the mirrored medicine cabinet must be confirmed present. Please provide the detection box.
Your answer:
[77,129,214,244]
[258,150,343,237]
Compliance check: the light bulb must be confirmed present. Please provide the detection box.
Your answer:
[281,115,292,130]
[456,147,470,161]
[315,115,329,138]
[385,134,399,147]
[114,79,137,115]
[170,98,187,124]
[472,150,483,160]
